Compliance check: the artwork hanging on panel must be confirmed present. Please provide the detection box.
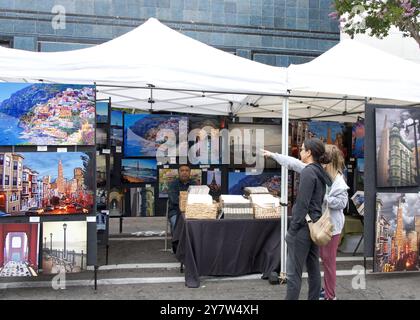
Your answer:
[228,123,281,168]
[121,158,157,184]
[228,172,281,196]
[124,114,188,157]
[189,116,224,164]
[96,128,108,148]
[0,83,95,145]
[42,221,87,274]
[96,155,107,187]
[206,170,222,200]
[352,119,365,158]
[96,101,108,124]
[109,188,124,217]
[308,121,347,157]
[111,128,123,147]
[125,186,155,217]
[376,108,420,187]
[158,168,202,198]
[0,152,94,217]
[0,223,39,277]
[375,193,420,273]
[111,110,123,127]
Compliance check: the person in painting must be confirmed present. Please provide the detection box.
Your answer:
[262,143,348,300]
[168,165,196,252]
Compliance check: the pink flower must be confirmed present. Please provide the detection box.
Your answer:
[328,11,339,19]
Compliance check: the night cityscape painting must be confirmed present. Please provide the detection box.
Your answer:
[0,152,94,217]
[0,83,95,145]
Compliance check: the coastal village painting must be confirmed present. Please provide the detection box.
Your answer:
[0,83,95,145]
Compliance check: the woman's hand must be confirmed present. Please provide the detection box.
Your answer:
[261,149,273,158]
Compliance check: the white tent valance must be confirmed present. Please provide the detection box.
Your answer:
[0,18,418,122]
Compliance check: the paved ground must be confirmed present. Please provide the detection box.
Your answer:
[0,217,417,301]
[1,272,420,300]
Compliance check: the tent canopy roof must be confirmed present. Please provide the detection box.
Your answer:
[0,18,418,122]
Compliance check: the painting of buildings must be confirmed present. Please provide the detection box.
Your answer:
[375,193,420,273]
[0,223,39,277]
[0,152,94,216]
[308,121,347,157]
[0,83,95,145]
[42,221,87,274]
[376,108,419,187]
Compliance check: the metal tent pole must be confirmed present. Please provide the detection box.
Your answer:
[280,95,289,283]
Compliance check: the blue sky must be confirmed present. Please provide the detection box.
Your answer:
[0,83,31,104]
[20,152,88,179]
[122,158,157,170]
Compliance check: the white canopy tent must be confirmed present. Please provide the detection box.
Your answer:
[0,17,419,280]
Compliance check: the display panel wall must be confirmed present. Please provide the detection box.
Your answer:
[365,104,420,269]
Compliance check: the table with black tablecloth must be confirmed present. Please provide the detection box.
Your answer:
[172,213,282,288]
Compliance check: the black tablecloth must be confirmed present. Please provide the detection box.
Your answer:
[173,213,282,288]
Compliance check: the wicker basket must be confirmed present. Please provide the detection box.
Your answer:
[253,203,281,219]
[185,202,219,219]
[179,191,188,213]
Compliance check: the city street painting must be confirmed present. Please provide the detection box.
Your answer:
[228,172,281,196]
[0,152,94,217]
[121,158,157,184]
[0,223,39,277]
[42,221,87,274]
[376,108,420,187]
[308,121,347,157]
[124,114,188,157]
[375,193,420,273]
[158,168,202,198]
[0,83,95,145]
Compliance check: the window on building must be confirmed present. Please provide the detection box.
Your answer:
[13,161,18,170]
[0,155,3,165]
[5,175,9,185]
[0,176,2,185]
[5,156,10,168]
[13,177,17,186]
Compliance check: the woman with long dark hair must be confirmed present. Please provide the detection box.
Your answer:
[263,144,348,300]
[264,138,332,300]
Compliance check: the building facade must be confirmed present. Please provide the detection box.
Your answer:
[0,0,339,67]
